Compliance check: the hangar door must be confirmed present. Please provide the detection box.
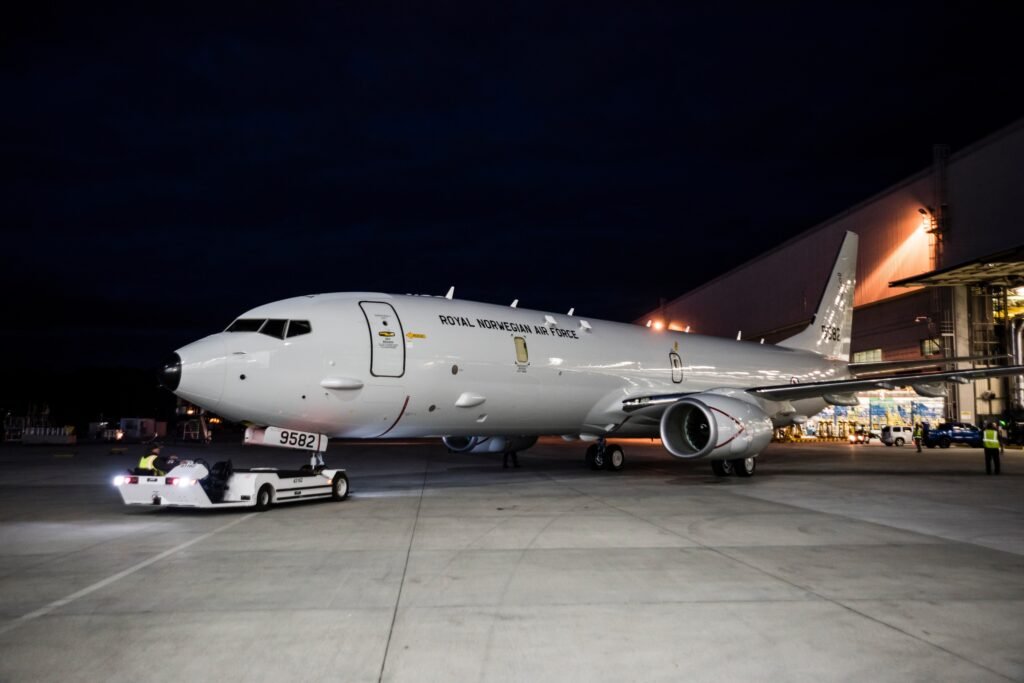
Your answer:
[359,301,405,377]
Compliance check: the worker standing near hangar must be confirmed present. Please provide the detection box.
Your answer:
[913,422,924,453]
[983,422,1002,475]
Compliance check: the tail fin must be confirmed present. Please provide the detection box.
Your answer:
[778,231,858,361]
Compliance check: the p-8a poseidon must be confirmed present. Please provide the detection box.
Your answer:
[159,232,1022,477]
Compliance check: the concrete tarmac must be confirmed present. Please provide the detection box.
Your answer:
[1,438,1022,682]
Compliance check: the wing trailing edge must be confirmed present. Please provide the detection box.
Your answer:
[748,365,1024,402]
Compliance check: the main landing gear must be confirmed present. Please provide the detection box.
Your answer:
[585,439,624,472]
[711,457,757,478]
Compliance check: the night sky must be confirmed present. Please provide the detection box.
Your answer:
[2,2,1022,421]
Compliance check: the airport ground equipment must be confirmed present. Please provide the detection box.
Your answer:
[114,459,348,510]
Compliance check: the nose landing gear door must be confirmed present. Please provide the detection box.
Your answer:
[359,301,405,377]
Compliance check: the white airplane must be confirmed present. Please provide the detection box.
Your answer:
[159,232,1022,477]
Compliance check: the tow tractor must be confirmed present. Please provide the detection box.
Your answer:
[113,426,348,510]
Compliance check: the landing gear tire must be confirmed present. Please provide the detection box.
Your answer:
[332,473,350,501]
[731,457,757,477]
[711,459,734,477]
[606,445,625,472]
[586,444,606,470]
[255,484,274,511]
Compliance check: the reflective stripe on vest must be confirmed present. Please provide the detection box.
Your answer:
[983,430,999,449]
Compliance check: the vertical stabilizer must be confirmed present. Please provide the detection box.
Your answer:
[778,231,858,361]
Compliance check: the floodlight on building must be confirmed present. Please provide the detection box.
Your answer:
[653,320,665,331]
[918,206,940,234]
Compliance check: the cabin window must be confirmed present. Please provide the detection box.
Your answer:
[260,319,287,339]
[514,336,529,364]
[287,320,312,338]
[226,318,266,332]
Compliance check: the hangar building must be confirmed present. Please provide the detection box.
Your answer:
[642,118,1024,437]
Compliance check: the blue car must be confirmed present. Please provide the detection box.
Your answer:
[923,422,983,449]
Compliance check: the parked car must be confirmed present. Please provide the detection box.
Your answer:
[848,428,881,444]
[881,425,914,446]
[923,422,983,449]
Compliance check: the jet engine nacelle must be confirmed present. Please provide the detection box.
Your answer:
[442,435,538,454]
[659,394,773,460]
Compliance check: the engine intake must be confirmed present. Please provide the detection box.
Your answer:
[659,394,772,460]
[442,436,538,454]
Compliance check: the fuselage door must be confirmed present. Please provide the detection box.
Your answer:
[670,352,683,383]
[359,301,405,377]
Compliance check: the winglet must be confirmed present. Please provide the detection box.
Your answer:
[778,231,858,361]
[444,286,455,300]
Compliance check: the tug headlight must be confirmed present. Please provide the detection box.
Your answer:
[113,475,125,486]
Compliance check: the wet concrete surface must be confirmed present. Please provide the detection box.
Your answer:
[1,438,1022,682]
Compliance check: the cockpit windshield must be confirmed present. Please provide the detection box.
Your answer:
[260,319,287,339]
[225,318,313,338]
[226,318,265,332]
[287,320,312,337]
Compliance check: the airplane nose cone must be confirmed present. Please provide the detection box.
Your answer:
[158,353,182,391]
[171,336,228,410]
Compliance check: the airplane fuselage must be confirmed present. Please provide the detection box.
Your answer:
[170,293,845,440]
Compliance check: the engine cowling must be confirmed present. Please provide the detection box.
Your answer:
[659,393,772,460]
[442,436,538,454]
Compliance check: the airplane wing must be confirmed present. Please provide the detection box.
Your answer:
[750,365,1024,402]
[621,364,1024,411]
[848,354,1010,376]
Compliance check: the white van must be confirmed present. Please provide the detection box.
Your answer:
[881,425,913,446]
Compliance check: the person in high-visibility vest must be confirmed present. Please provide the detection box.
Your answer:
[137,445,167,475]
[982,422,1002,475]
[913,422,924,453]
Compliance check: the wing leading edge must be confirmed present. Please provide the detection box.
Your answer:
[621,365,1024,412]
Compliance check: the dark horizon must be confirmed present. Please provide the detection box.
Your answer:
[2,2,1023,422]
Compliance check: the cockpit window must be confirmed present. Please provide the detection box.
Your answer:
[226,318,266,332]
[260,319,287,339]
[287,320,312,338]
